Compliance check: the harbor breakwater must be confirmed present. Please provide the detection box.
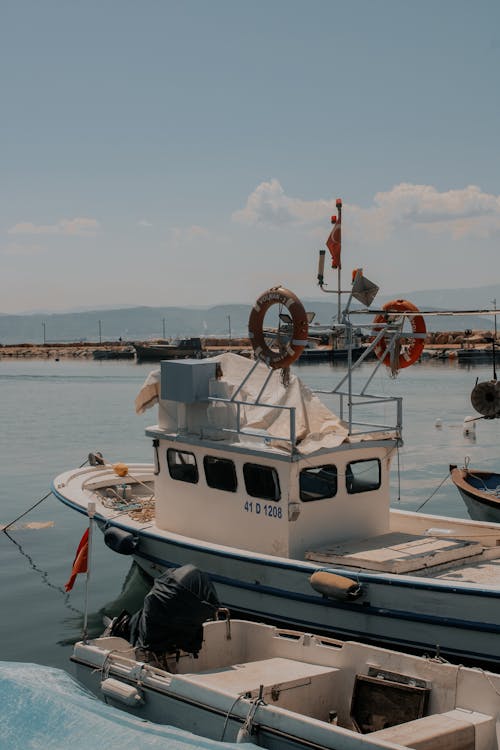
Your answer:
[0,331,497,360]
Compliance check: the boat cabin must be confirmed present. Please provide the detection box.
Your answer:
[145,357,398,559]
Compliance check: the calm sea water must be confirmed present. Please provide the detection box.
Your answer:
[1,357,499,676]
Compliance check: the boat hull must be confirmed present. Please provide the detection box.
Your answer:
[133,339,204,362]
[71,618,500,750]
[53,467,500,669]
[450,466,500,524]
[298,345,367,363]
[120,530,500,668]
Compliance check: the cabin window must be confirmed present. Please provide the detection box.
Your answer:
[345,459,381,494]
[203,456,237,492]
[167,449,199,484]
[243,463,280,501]
[300,465,337,501]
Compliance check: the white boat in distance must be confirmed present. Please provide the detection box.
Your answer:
[73,605,500,750]
[53,282,500,668]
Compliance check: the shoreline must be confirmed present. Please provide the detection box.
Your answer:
[0,331,497,360]
[0,343,135,359]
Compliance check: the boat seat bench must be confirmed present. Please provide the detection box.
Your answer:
[190,657,341,720]
[369,708,494,750]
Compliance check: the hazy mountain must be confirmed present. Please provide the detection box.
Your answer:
[0,285,498,346]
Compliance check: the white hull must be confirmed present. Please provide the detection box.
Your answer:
[53,464,500,668]
[128,530,500,666]
[72,619,500,750]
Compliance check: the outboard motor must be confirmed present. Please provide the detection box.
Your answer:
[110,564,220,658]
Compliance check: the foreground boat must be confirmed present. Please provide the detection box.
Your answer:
[72,568,500,750]
[450,464,500,523]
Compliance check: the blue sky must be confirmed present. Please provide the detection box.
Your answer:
[1,0,499,312]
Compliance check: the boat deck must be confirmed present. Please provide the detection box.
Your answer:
[433,558,500,585]
[306,530,500,585]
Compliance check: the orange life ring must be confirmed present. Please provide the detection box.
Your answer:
[372,299,426,369]
[248,287,309,369]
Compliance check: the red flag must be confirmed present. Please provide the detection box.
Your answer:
[326,214,341,269]
[65,529,89,592]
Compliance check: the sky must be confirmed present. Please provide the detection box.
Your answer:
[1,0,499,313]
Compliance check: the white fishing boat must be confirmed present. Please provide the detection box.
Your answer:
[53,308,500,668]
[53,207,500,667]
[71,566,500,750]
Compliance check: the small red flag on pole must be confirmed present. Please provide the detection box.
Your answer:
[65,528,89,592]
[326,199,342,270]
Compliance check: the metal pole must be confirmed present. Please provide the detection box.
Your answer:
[227,315,232,342]
[42,322,46,345]
[163,318,166,339]
[337,267,342,324]
[98,320,102,345]
[492,298,497,381]
[82,501,95,643]
[336,198,342,325]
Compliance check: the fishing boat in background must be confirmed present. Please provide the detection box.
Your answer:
[457,301,499,364]
[450,315,500,522]
[296,326,367,362]
[133,337,204,362]
[71,564,500,750]
[450,463,500,524]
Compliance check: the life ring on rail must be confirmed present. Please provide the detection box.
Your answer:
[372,299,426,370]
[248,286,309,369]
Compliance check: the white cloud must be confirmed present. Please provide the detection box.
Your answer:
[232,178,334,226]
[138,219,153,228]
[234,180,500,241]
[8,217,100,236]
[368,183,500,239]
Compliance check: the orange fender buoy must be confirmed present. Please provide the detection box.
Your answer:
[248,287,309,369]
[113,462,129,477]
[372,299,426,370]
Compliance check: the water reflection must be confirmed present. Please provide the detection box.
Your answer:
[3,529,82,616]
[59,562,152,645]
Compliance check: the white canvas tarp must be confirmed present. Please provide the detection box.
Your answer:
[135,353,348,454]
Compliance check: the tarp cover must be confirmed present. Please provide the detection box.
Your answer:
[0,661,247,750]
[114,564,220,656]
[135,352,348,453]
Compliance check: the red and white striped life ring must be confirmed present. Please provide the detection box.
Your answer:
[248,287,309,369]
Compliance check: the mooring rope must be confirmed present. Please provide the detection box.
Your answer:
[2,456,89,532]
[2,528,82,614]
[415,472,451,512]
[2,490,54,533]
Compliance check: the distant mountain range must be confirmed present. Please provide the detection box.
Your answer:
[1,285,498,346]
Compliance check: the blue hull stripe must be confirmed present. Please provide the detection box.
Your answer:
[52,485,500,649]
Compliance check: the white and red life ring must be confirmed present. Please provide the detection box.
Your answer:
[372,299,426,369]
[248,287,309,369]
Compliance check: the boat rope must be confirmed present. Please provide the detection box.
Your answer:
[220,695,245,741]
[2,528,82,615]
[2,490,54,533]
[415,472,450,512]
[2,455,90,532]
[395,442,401,503]
[476,667,500,697]
[236,687,266,743]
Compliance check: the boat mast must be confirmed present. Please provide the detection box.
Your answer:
[336,199,342,324]
[492,297,497,381]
